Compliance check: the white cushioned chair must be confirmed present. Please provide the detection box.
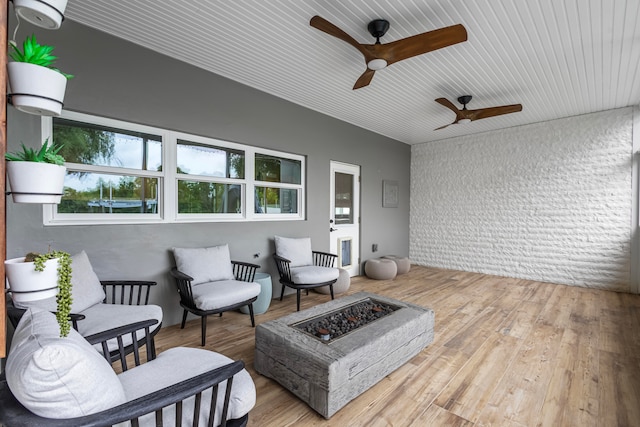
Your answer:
[273,236,339,311]
[8,250,163,362]
[171,244,261,346]
[0,308,255,426]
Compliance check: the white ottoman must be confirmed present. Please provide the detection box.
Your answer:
[382,255,411,275]
[364,258,397,280]
[315,268,350,295]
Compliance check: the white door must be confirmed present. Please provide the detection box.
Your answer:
[329,161,360,276]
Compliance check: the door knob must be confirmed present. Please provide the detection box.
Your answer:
[330,227,337,232]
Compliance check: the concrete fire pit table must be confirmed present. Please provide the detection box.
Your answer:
[254,291,434,419]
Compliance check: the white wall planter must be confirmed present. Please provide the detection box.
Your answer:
[7,62,67,116]
[13,0,67,30]
[6,161,66,204]
[4,257,59,302]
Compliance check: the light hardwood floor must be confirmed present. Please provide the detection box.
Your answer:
[153,266,640,426]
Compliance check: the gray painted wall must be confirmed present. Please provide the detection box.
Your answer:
[6,20,411,326]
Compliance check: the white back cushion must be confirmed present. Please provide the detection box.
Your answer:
[5,308,126,419]
[274,236,313,267]
[69,250,106,312]
[173,245,235,286]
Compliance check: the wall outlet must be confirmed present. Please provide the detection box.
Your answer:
[372,244,378,252]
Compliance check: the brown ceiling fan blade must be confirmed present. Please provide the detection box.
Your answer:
[381,24,467,65]
[435,97,460,113]
[434,122,454,130]
[470,104,523,121]
[310,16,370,59]
[353,68,376,89]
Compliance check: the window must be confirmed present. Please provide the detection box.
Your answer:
[254,153,303,215]
[42,111,305,225]
[46,114,163,224]
[176,139,245,217]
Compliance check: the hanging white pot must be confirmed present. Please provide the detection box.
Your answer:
[6,161,66,203]
[4,257,60,302]
[7,62,67,116]
[12,0,68,30]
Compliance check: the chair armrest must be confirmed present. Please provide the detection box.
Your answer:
[232,260,260,282]
[170,267,197,309]
[0,360,246,427]
[101,280,157,306]
[169,268,194,282]
[84,319,159,370]
[312,251,338,268]
[6,299,86,330]
[273,254,293,282]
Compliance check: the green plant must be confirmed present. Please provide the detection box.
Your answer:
[5,138,65,165]
[27,250,73,337]
[9,34,73,79]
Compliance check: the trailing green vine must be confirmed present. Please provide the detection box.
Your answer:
[29,250,73,337]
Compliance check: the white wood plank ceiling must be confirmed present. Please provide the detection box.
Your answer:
[62,0,640,145]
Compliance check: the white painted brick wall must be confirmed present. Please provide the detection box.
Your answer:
[410,108,633,291]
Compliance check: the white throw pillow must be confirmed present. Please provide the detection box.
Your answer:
[275,236,313,267]
[5,308,126,419]
[172,245,235,286]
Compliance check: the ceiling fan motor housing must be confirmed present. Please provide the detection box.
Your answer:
[368,19,390,41]
[458,95,472,106]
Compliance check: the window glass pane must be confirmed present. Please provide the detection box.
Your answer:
[255,154,301,184]
[340,238,352,267]
[255,187,298,214]
[178,181,242,214]
[334,172,354,225]
[177,140,244,178]
[58,172,158,214]
[53,118,162,171]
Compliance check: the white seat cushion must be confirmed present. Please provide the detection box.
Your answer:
[290,266,340,284]
[192,280,261,311]
[118,347,256,426]
[77,303,163,352]
[5,308,126,418]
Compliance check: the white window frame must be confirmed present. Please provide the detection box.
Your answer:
[171,132,246,222]
[249,146,306,221]
[42,111,305,225]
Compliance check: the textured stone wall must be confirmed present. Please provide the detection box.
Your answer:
[410,108,633,291]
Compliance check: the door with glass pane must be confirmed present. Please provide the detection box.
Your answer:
[329,161,360,276]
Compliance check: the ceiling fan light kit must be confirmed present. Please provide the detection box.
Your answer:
[367,58,387,70]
